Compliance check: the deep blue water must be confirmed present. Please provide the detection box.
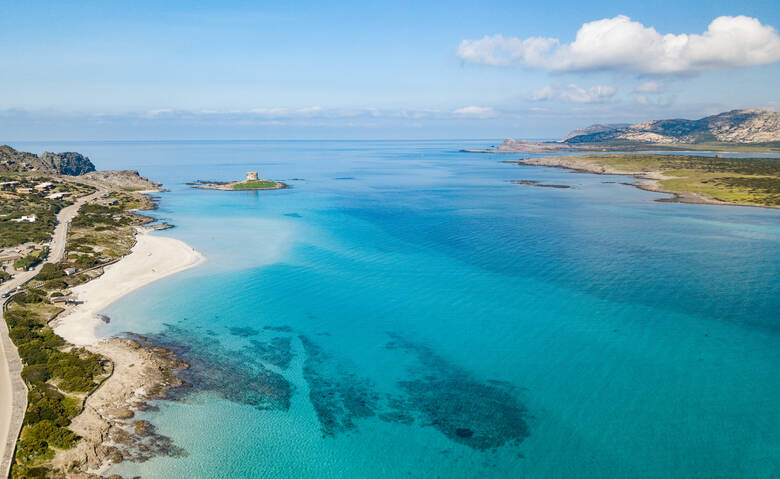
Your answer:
[11,140,780,478]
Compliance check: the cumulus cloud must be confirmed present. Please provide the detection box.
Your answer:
[531,83,617,103]
[452,106,497,118]
[457,15,780,74]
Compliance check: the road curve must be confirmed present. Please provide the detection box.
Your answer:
[0,189,104,478]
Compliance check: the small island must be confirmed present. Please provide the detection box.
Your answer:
[190,171,288,191]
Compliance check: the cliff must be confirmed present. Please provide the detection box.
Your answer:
[0,145,96,175]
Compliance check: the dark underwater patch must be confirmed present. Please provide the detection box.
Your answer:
[283,213,302,218]
[248,336,293,369]
[264,325,294,333]
[127,325,293,411]
[386,333,529,450]
[512,179,571,189]
[228,326,260,337]
[299,335,379,437]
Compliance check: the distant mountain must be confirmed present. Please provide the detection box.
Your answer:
[563,110,780,144]
[561,123,630,142]
[0,145,96,175]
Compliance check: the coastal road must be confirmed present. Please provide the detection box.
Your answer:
[0,189,104,478]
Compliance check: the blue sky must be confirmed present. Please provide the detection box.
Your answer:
[1,0,779,140]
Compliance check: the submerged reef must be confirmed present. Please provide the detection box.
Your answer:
[228,326,260,337]
[385,333,530,450]
[297,332,529,451]
[128,324,294,410]
[299,335,380,437]
[249,336,293,369]
[127,324,528,453]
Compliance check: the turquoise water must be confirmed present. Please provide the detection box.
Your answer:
[13,141,780,478]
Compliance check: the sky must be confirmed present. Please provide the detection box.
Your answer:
[1,0,779,140]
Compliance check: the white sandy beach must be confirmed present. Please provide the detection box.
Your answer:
[53,229,205,346]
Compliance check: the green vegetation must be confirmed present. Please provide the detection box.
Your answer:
[0,175,95,247]
[34,263,67,281]
[575,141,780,154]
[231,179,280,190]
[13,248,49,271]
[2,185,155,477]
[577,154,780,206]
[5,304,107,474]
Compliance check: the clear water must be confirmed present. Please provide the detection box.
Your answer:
[12,140,780,478]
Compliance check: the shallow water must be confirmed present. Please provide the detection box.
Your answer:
[12,140,780,478]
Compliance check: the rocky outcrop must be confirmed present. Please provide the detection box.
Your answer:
[39,151,96,175]
[563,109,780,144]
[52,338,187,477]
[0,145,96,175]
[81,170,162,191]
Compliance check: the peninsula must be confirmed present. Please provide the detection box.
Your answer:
[190,171,287,190]
[508,153,780,208]
[0,145,204,478]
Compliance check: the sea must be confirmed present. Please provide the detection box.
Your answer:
[10,140,780,478]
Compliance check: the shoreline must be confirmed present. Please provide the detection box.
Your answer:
[47,228,204,476]
[510,156,780,210]
[0,190,105,479]
[52,228,205,345]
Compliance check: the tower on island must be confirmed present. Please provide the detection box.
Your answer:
[246,171,259,181]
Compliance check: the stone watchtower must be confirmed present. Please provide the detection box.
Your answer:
[246,171,259,181]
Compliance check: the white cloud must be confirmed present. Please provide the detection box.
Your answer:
[635,94,675,106]
[144,108,173,118]
[635,81,662,93]
[531,83,617,103]
[457,15,780,74]
[456,35,558,67]
[452,106,497,118]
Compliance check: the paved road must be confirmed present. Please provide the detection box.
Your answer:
[0,190,103,478]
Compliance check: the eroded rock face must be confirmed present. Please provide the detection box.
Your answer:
[0,145,96,175]
[40,151,97,175]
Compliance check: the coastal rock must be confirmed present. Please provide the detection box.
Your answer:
[51,338,188,476]
[0,145,96,175]
[108,408,135,419]
[81,170,162,191]
[40,151,97,175]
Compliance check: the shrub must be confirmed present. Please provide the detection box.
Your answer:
[42,279,68,291]
[35,263,66,281]
[12,291,44,304]
[24,419,76,450]
[73,254,99,269]
[13,247,49,270]
[21,364,51,384]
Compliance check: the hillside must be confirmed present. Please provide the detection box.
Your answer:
[0,145,96,175]
[564,109,780,145]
